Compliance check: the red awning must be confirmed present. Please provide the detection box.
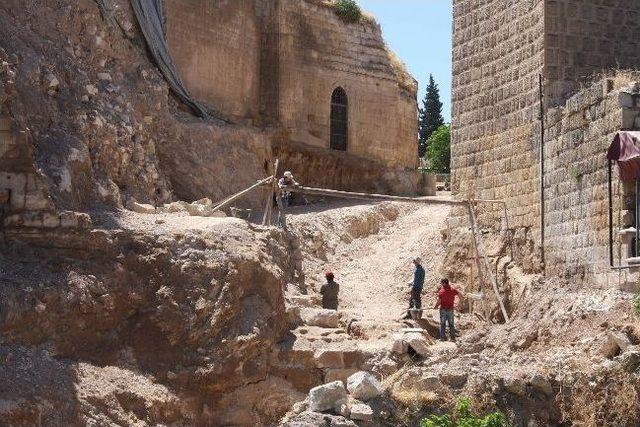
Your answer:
[607,131,640,182]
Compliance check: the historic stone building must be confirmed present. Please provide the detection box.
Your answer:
[165,0,419,192]
[452,0,640,283]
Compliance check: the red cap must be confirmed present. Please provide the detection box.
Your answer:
[325,270,334,280]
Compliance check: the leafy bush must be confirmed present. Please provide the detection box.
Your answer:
[334,0,362,23]
[421,398,511,427]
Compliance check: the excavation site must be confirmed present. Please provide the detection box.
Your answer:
[1,1,640,426]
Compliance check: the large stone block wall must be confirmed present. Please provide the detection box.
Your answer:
[165,0,261,122]
[273,0,418,170]
[272,139,425,197]
[0,115,90,229]
[451,0,546,232]
[545,0,640,106]
[452,0,640,263]
[544,79,640,284]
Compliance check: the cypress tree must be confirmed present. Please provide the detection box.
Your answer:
[418,74,444,158]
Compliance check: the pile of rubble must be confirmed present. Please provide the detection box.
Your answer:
[126,197,227,217]
[283,371,384,426]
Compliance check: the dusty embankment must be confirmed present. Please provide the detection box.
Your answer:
[0,213,300,426]
[282,201,640,426]
[1,201,640,426]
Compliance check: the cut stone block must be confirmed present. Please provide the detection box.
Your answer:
[308,381,347,412]
[346,371,383,401]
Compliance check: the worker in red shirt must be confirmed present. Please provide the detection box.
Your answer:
[434,278,463,341]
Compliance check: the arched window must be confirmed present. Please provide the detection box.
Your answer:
[330,87,348,151]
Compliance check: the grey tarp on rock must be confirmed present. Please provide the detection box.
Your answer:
[129,0,208,118]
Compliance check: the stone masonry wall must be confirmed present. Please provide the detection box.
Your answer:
[276,0,418,170]
[451,0,546,234]
[165,0,261,122]
[544,78,640,285]
[545,0,640,106]
[0,114,90,229]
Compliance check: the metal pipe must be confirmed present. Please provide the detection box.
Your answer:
[633,178,640,257]
[608,160,614,267]
[538,73,546,273]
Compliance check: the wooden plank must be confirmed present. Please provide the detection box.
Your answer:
[467,203,488,321]
[468,201,510,323]
[287,185,466,206]
[211,176,274,213]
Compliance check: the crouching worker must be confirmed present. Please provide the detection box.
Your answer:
[434,278,463,341]
[320,271,339,310]
[278,171,299,208]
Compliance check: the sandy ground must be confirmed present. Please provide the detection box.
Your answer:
[329,204,450,323]
[287,201,454,348]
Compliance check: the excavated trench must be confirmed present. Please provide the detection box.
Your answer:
[1,202,639,426]
[276,201,640,426]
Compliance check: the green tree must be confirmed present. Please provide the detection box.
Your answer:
[418,74,444,157]
[425,124,451,173]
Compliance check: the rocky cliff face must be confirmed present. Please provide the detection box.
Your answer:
[0,0,270,215]
[0,216,295,425]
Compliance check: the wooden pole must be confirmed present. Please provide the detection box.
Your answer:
[468,201,510,323]
[288,186,467,206]
[467,202,488,320]
[211,176,274,213]
[262,160,280,225]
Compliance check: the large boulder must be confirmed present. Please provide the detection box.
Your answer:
[346,371,383,401]
[405,332,432,357]
[308,381,348,412]
[300,308,339,328]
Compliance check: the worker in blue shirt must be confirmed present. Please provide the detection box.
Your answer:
[404,256,425,318]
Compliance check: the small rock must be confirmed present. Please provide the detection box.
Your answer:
[599,331,632,358]
[300,308,339,328]
[43,72,59,92]
[308,381,347,412]
[528,374,553,396]
[349,402,373,422]
[502,375,526,397]
[346,371,383,401]
[126,200,156,214]
[97,72,112,81]
[162,201,188,213]
[155,219,165,224]
[86,84,99,96]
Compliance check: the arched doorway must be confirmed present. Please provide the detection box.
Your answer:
[330,87,348,151]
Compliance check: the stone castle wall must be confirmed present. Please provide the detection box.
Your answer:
[165,0,261,122]
[452,0,640,281]
[276,0,418,169]
[544,78,640,284]
[164,0,418,172]
[451,0,546,232]
[545,1,640,106]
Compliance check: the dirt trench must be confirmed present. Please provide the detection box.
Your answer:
[281,201,640,426]
[1,201,640,426]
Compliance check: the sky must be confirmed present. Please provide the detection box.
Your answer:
[357,0,453,121]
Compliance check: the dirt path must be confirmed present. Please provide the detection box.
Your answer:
[333,204,451,323]
[289,201,452,345]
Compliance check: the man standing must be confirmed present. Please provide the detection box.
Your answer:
[405,257,425,318]
[434,278,462,341]
[320,271,339,310]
